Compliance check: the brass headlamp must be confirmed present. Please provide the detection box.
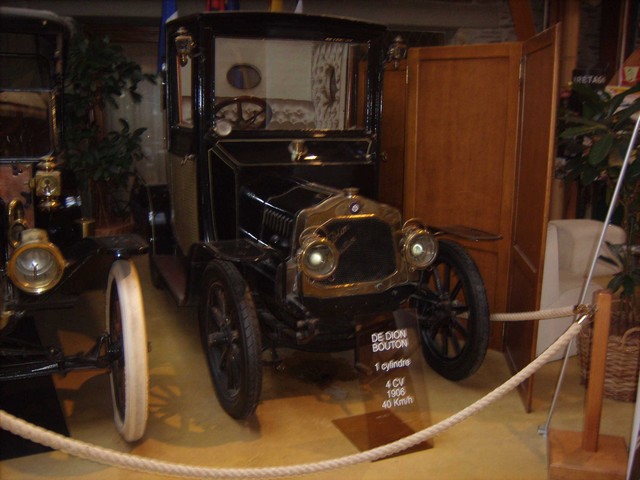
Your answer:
[297,229,339,281]
[7,228,65,294]
[401,219,438,270]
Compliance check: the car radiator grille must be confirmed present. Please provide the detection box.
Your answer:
[263,209,294,240]
[319,217,396,285]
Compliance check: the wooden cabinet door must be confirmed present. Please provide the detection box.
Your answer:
[403,27,559,411]
[403,42,522,349]
[504,26,559,412]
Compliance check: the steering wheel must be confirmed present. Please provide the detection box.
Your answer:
[212,96,272,130]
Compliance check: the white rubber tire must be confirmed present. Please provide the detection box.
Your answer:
[106,259,149,442]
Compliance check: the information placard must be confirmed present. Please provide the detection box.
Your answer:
[333,309,431,454]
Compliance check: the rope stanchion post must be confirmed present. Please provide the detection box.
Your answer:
[547,290,628,480]
[541,110,640,440]
[582,290,612,452]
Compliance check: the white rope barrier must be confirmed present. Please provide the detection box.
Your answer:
[490,305,576,322]
[0,316,584,479]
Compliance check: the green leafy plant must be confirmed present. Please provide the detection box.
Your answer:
[63,33,155,226]
[605,239,639,325]
[559,83,640,323]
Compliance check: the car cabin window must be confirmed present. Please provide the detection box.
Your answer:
[214,37,369,132]
[0,32,54,159]
[176,54,193,128]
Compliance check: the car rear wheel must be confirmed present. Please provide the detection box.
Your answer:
[106,259,149,442]
[410,239,489,381]
[199,260,262,419]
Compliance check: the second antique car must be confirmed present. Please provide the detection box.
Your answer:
[133,11,493,419]
[1,7,149,442]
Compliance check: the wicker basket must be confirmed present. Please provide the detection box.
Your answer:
[578,320,640,402]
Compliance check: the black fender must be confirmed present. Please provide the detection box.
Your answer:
[11,234,149,302]
[429,224,502,242]
[180,239,272,306]
[192,239,268,263]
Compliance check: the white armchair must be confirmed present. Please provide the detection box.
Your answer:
[536,219,626,360]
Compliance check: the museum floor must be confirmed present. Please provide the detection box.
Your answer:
[0,256,634,480]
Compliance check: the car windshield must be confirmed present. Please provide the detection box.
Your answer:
[212,37,370,132]
[0,32,54,159]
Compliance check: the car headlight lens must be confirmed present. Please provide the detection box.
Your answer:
[7,228,65,294]
[298,235,339,280]
[402,221,437,270]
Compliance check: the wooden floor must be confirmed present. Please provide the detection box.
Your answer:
[0,256,634,480]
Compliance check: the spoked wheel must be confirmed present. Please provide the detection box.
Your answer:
[106,259,149,442]
[199,260,262,419]
[410,239,489,381]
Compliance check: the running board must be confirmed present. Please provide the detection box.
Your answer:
[151,255,188,306]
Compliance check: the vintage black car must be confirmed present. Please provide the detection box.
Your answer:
[134,11,492,419]
[0,7,149,442]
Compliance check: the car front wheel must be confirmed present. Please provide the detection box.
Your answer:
[106,259,149,442]
[199,260,262,419]
[410,239,489,381]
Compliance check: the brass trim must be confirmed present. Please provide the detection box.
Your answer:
[34,157,61,210]
[175,27,196,67]
[290,190,414,299]
[7,199,28,248]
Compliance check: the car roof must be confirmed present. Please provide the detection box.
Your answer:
[168,11,387,42]
[0,7,74,37]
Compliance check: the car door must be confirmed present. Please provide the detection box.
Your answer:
[166,22,200,255]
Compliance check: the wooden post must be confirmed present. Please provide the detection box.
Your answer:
[582,289,612,452]
[547,289,628,480]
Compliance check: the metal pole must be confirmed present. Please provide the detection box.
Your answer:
[539,109,640,437]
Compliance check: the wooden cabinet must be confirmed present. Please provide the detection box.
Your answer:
[383,27,559,411]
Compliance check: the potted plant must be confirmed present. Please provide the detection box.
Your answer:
[558,82,640,401]
[63,32,155,231]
